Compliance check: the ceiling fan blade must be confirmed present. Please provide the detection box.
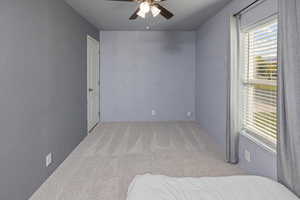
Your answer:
[129,8,140,20]
[155,4,174,19]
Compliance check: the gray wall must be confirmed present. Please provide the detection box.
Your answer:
[195,0,277,178]
[0,0,98,199]
[100,31,196,122]
[239,134,277,179]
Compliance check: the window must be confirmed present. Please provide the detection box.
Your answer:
[241,17,278,144]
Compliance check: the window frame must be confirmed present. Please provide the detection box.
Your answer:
[239,14,278,150]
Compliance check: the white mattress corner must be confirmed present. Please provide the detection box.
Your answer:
[127,174,299,200]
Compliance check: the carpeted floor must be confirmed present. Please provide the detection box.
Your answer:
[30,121,244,200]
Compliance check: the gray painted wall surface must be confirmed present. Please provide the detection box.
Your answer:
[0,1,98,199]
[239,134,277,179]
[100,31,196,122]
[195,0,277,178]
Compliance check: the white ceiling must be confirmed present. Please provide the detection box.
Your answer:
[64,0,231,30]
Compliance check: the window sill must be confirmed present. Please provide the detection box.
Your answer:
[240,130,277,154]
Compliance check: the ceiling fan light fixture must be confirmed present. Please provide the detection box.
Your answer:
[151,5,161,17]
[139,2,150,14]
[137,9,146,18]
[114,0,174,21]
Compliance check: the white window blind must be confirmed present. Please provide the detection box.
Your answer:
[242,18,278,142]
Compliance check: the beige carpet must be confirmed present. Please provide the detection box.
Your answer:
[30,121,244,200]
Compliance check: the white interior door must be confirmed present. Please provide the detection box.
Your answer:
[87,35,100,132]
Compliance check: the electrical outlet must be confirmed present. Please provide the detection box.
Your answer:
[46,153,52,167]
[187,112,192,118]
[152,110,156,116]
[245,150,251,162]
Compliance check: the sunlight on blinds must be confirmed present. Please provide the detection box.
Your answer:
[242,19,278,142]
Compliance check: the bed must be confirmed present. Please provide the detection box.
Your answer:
[127,174,299,200]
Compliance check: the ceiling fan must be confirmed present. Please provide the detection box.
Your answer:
[107,0,174,20]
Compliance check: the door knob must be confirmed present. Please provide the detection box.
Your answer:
[89,88,94,92]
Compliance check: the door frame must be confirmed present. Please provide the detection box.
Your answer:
[87,35,100,133]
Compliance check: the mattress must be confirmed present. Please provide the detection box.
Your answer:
[127,174,299,200]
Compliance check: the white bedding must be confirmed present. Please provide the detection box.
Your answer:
[127,174,299,200]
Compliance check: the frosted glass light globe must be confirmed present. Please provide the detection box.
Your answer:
[151,5,161,17]
[140,2,150,14]
[137,10,146,18]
